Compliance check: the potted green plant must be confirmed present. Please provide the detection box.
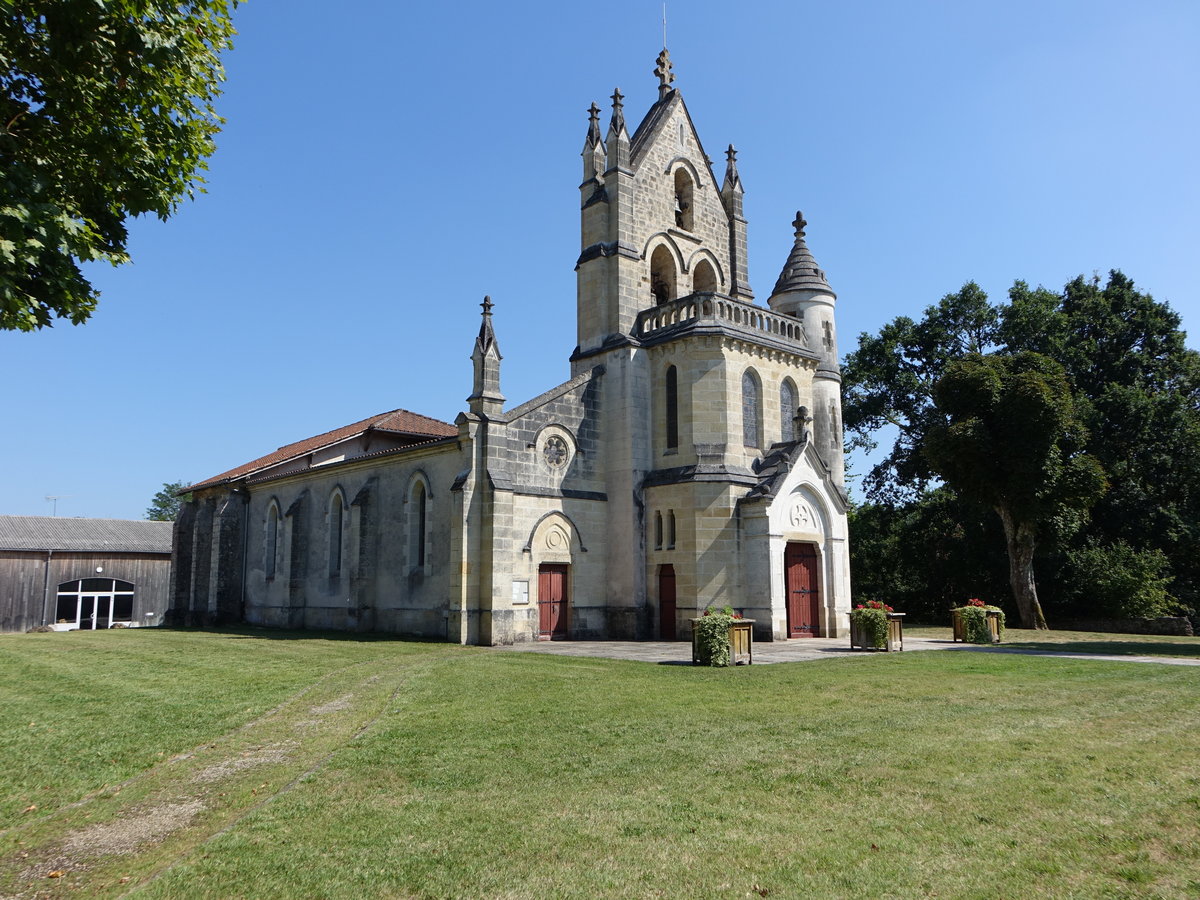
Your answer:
[952,598,1004,643]
[691,606,754,666]
[849,600,905,651]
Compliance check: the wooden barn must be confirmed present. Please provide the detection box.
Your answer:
[0,516,172,633]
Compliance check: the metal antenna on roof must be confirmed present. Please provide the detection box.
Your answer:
[45,495,71,516]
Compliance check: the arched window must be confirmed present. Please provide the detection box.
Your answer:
[409,479,428,571]
[265,503,279,579]
[693,259,717,293]
[780,379,798,442]
[654,511,663,550]
[742,370,762,449]
[673,168,694,231]
[650,245,677,306]
[328,491,345,577]
[665,365,679,450]
[829,399,841,451]
[668,510,676,549]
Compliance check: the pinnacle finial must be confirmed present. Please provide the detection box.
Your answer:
[609,87,625,133]
[793,211,807,236]
[586,102,602,144]
[721,143,743,195]
[476,295,498,355]
[654,47,675,98]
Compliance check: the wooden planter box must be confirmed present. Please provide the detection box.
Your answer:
[849,612,905,651]
[952,608,1002,643]
[691,619,755,666]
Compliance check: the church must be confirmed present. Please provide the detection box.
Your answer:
[168,50,852,644]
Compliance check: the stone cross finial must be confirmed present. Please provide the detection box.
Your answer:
[609,87,625,133]
[793,211,808,236]
[654,47,675,98]
[481,295,493,316]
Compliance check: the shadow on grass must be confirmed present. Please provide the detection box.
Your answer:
[151,625,447,645]
[1000,639,1200,659]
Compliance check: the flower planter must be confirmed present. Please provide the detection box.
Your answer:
[849,612,905,651]
[691,618,755,666]
[952,607,1002,643]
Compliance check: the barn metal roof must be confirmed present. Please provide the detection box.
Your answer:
[0,516,173,553]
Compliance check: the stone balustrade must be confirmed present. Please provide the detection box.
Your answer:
[634,292,810,349]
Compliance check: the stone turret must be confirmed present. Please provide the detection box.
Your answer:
[468,296,504,417]
[768,212,843,485]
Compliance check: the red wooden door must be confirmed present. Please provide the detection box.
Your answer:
[659,565,677,640]
[785,542,821,638]
[538,564,569,640]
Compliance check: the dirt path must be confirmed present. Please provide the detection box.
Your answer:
[0,661,412,900]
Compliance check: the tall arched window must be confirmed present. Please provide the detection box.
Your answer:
[665,365,679,450]
[409,479,428,571]
[328,491,345,577]
[654,511,663,550]
[693,259,717,293]
[742,370,762,449]
[673,168,694,231]
[265,503,279,579]
[780,379,798,442]
[650,245,677,306]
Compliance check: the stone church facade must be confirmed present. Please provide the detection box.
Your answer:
[168,51,852,644]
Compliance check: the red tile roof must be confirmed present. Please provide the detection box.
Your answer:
[187,409,457,492]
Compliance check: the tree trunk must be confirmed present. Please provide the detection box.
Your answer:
[995,506,1049,629]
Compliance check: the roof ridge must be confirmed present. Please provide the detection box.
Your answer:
[187,407,457,492]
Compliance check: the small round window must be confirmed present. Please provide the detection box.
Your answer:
[543,436,568,468]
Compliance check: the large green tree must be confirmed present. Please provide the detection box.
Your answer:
[925,352,1107,628]
[842,282,998,502]
[1,1,237,330]
[845,271,1200,625]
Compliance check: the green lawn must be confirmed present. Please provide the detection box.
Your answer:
[1,629,1198,899]
[908,625,1200,659]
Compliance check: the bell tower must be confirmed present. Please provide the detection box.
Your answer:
[571,49,747,368]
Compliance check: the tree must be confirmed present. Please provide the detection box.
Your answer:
[1002,273,1200,613]
[845,272,1200,624]
[842,282,998,503]
[924,353,1106,628]
[146,480,191,521]
[1,1,238,330]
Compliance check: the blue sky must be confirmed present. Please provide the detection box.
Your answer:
[2,0,1197,520]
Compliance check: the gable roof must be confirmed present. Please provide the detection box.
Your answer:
[0,516,172,553]
[629,89,720,190]
[187,408,457,492]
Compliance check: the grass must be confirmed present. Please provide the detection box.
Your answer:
[1,628,1198,898]
[908,625,1200,659]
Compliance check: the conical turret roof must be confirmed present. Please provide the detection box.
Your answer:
[772,212,835,297]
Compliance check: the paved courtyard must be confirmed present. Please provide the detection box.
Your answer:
[495,635,1200,666]
[497,634,953,665]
